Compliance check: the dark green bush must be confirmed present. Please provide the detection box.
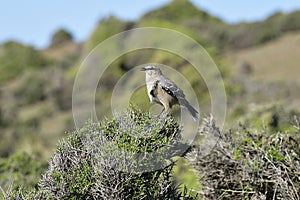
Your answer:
[0,105,3,127]
[0,130,20,157]
[86,16,129,51]
[0,41,49,83]
[12,71,47,105]
[50,29,73,47]
[280,11,300,32]
[0,152,47,193]
[142,0,220,23]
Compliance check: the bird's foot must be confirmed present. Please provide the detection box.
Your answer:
[157,110,171,121]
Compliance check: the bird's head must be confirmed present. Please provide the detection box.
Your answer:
[141,65,162,76]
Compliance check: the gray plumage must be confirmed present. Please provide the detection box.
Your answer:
[141,65,199,121]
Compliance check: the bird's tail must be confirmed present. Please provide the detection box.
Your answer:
[180,98,199,121]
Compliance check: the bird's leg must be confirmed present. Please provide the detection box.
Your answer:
[158,107,165,118]
[159,105,171,120]
[165,108,171,116]
[161,108,171,119]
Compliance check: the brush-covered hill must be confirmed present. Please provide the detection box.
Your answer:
[1,1,300,198]
[0,0,299,172]
[141,0,222,23]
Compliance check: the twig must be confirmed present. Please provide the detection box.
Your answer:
[220,189,256,195]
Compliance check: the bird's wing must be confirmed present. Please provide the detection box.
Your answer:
[158,77,185,100]
[159,76,199,120]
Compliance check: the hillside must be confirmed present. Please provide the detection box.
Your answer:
[227,31,300,115]
[1,0,300,197]
[228,31,300,84]
[0,0,299,158]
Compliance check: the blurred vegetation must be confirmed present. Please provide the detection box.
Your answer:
[0,41,50,83]
[0,152,47,194]
[86,16,134,52]
[142,0,221,23]
[0,0,300,198]
[141,0,300,50]
[50,29,73,48]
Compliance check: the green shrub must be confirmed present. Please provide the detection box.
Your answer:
[12,71,47,105]
[189,116,300,199]
[0,105,3,127]
[50,29,73,47]
[86,16,129,51]
[142,0,220,23]
[7,107,194,199]
[0,152,47,193]
[0,131,19,158]
[280,11,300,32]
[258,24,281,43]
[0,41,49,83]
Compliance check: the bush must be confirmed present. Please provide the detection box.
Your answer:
[142,0,220,23]
[7,107,194,199]
[86,16,129,51]
[12,71,47,105]
[0,152,47,193]
[0,41,48,83]
[188,116,300,199]
[50,29,73,47]
[0,105,3,127]
[280,11,300,32]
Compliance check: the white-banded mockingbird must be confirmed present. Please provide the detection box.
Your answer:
[142,65,199,121]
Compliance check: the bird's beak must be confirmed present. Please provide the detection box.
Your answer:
[141,67,146,71]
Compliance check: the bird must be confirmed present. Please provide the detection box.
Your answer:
[141,65,199,121]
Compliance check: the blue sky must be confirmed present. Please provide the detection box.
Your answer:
[1,0,300,49]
